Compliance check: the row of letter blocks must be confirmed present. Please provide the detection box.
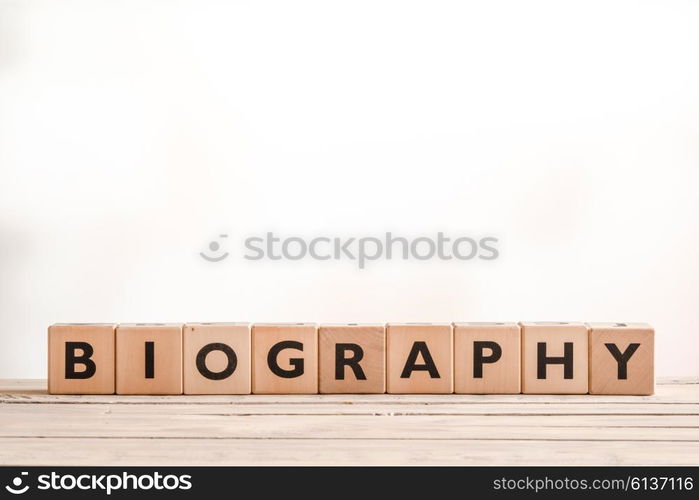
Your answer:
[48,322,654,395]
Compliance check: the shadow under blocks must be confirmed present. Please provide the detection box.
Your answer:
[47,321,654,395]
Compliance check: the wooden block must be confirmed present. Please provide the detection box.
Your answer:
[386,323,453,394]
[521,322,588,394]
[252,323,318,394]
[183,323,251,395]
[116,323,183,395]
[319,324,385,394]
[588,322,654,395]
[453,322,521,394]
[48,323,116,394]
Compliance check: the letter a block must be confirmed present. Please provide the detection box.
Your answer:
[521,322,588,394]
[319,324,385,394]
[183,323,251,394]
[453,322,521,394]
[386,323,453,394]
[588,322,654,395]
[48,323,116,394]
[252,323,318,394]
[116,324,183,394]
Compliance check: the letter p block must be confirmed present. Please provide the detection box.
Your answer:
[48,323,116,394]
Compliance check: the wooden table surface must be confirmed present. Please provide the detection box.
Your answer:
[1,378,697,465]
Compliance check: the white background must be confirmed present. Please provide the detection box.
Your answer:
[1,0,698,378]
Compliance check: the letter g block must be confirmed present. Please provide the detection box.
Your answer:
[48,323,116,394]
[252,323,318,394]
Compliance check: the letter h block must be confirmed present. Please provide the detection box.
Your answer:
[252,323,318,394]
[48,323,116,394]
[521,322,588,394]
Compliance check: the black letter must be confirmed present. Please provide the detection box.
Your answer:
[268,341,304,378]
[145,341,155,379]
[604,343,640,379]
[65,342,96,379]
[335,343,366,380]
[537,342,574,379]
[196,343,237,380]
[473,341,502,378]
[401,341,440,378]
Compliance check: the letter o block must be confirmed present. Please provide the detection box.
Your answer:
[183,323,251,394]
[521,322,588,394]
[588,322,654,395]
[252,323,318,394]
[386,323,453,394]
[48,323,116,394]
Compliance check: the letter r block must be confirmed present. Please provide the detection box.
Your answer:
[183,323,251,395]
[521,322,588,394]
[116,323,183,395]
[588,322,654,395]
[252,323,318,394]
[386,323,453,394]
[453,322,521,394]
[48,323,116,394]
[319,324,385,394]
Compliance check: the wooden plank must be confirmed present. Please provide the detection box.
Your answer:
[0,414,697,441]
[0,438,697,466]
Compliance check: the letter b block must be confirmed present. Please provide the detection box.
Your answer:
[588,322,654,395]
[386,323,453,394]
[116,324,183,394]
[183,323,251,394]
[521,322,588,394]
[319,324,385,394]
[48,323,116,394]
[252,323,318,394]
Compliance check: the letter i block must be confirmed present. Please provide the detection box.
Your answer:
[116,324,183,394]
[386,323,453,394]
[453,322,521,394]
[252,323,318,394]
[319,324,385,394]
[588,322,654,395]
[48,323,116,394]
[183,323,251,394]
[521,322,588,394]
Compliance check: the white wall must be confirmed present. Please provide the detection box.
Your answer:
[1,0,698,378]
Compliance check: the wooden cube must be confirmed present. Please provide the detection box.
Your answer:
[521,321,588,394]
[386,323,453,394]
[116,323,183,394]
[252,323,318,394]
[319,324,385,394]
[588,322,654,395]
[453,322,521,394]
[48,323,116,394]
[183,323,251,395]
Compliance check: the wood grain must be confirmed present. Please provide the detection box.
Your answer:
[1,379,697,465]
